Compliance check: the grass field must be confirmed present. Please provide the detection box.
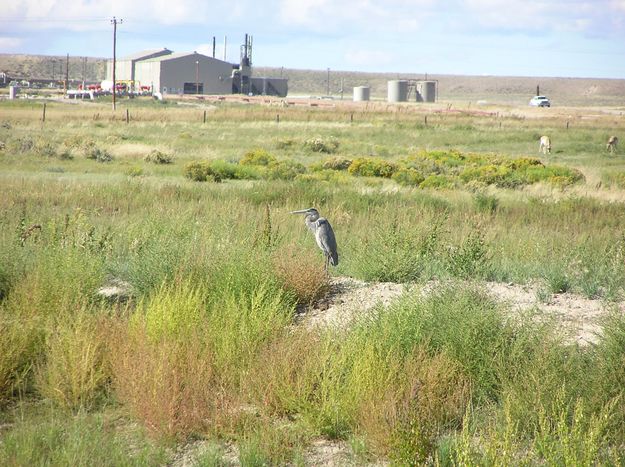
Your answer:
[1,95,625,465]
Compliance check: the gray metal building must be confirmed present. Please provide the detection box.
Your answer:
[134,52,233,95]
[106,49,172,87]
[106,37,288,97]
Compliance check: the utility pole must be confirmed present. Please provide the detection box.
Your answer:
[326,68,330,96]
[111,16,122,111]
[64,53,69,94]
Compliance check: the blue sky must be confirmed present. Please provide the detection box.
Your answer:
[1,0,624,78]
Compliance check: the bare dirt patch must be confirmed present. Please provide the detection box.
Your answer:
[302,276,617,346]
[298,276,406,330]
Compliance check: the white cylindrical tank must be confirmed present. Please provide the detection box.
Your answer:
[419,80,437,103]
[353,86,370,101]
[387,80,408,102]
[9,86,18,99]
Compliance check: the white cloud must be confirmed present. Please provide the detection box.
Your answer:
[0,37,23,50]
[3,0,249,30]
[278,0,435,34]
[611,0,625,11]
[461,0,625,35]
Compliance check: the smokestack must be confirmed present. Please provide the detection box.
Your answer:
[244,33,248,59]
[223,36,227,61]
[212,37,216,58]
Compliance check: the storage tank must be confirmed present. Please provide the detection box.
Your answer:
[387,80,408,102]
[353,86,370,101]
[9,86,18,99]
[418,80,437,103]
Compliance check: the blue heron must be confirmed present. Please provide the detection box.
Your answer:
[291,208,339,270]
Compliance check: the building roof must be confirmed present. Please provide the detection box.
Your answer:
[140,52,228,64]
[119,48,172,62]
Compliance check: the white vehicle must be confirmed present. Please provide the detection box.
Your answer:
[529,95,551,107]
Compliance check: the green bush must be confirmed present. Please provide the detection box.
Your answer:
[525,165,585,186]
[348,158,398,178]
[350,217,446,282]
[473,192,499,213]
[447,229,490,280]
[240,148,277,166]
[183,161,222,182]
[420,174,458,189]
[208,160,260,180]
[392,168,425,187]
[504,157,544,170]
[264,160,306,180]
[125,166,144,177]
[135,281,208,341]
[459,164,517,188]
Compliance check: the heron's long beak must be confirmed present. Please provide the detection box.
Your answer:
[290,209,311,214]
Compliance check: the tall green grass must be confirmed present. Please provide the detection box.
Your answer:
[3,100,625,464]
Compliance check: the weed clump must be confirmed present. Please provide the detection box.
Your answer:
[35,311,110,411]
[144,149,174,164]
[240,148,277,166]
[320,156,353,171]
[392,168,425,187]
[303,136,339,153]
[264,160,306,180]
[183,161,222,182]
[272,246,329,306]
[420,174,458,189]
[83,143,113,163]
[348,158,398,178]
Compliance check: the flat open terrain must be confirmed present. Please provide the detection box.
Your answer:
[1,93,625,465]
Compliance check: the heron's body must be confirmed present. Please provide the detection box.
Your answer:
[292,208,339,269]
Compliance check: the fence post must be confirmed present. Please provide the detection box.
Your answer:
[203,110,206,124]
[126,109,129,124]
[276,114,280,123]
[42,103,46,122]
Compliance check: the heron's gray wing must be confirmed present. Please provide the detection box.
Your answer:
[315,218,339,266]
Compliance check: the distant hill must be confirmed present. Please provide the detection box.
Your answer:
[0,54,106,83]
[2,54,624,106]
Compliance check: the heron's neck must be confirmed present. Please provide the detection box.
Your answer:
[305,215,318,231]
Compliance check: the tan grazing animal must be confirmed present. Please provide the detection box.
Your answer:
[607,136,618,153]
[539,135,551,154]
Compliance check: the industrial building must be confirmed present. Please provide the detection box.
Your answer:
[105,36,287,97]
